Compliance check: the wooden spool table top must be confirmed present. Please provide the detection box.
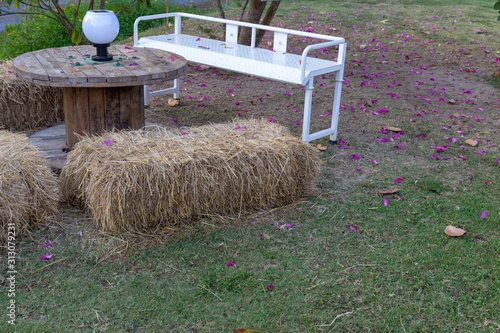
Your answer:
[12,44,187,88]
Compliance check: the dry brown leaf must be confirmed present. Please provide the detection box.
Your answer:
[317,144,327,151]
[167,98,180,107]
[319,11,327,14]
[386,126,402,132]
[453,113,464,118]
[465,139,477,147]
[377,188,400,195]
[444,225,466,237]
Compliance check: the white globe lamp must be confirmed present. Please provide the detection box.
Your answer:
[82,10,120,62]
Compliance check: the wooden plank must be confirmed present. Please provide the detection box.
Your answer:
[32,49,69,83]
[146,47,187,80]
[109,45,154,82]
[127,86,145,129]
[88,88,106,136]
[60,46,104,84]
[119,86,131,129]
[12,56,32,82]
[75,87,90,138]
[17,52,49,81]
[104,87,121,129]
[63,87,78,147]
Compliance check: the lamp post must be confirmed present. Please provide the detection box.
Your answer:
[82,10,120,62]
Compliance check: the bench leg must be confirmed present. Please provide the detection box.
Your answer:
[301,78,314,142]
[144,85,150,106]
[329,70,344,143]
[143,78,181,106]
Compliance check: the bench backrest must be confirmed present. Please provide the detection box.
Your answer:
[134,12,345,54]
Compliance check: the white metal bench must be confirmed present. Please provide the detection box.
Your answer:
[133,12,346,142]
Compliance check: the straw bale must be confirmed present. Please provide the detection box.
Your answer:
[61,119,321,234]
[0,130,60,247]
[0,60,64,132]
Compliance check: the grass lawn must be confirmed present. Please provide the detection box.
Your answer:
[1,0,500,331]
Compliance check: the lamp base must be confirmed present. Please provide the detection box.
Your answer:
[92,43,113,62]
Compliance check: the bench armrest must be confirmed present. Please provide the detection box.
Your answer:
[300,41,346,84]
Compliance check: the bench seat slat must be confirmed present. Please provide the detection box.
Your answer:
[136,34,342,85]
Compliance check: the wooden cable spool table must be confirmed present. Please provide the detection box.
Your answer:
[13,45,187,147]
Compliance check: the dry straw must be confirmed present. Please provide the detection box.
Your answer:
[0,60,64,132]
[0,130,60,247]
[61,119,321,234]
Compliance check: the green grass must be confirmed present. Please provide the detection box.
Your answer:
[1,0,500,331]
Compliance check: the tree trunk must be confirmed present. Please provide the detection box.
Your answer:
[255,1,281,47]
[238,0,267,46]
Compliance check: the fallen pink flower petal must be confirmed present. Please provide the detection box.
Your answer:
[41,254,53,260]
[195,37,201,41]
[268,118,275,123]
[351,154,361,159]
[349,225,358,230]
[371,160,379,164]
[474,114,480,122]
[105,139,111,147]
[383,197,389,207]
[339,145,349,149]
[285,224,293,228]
[234,127,247,130]
[124,45,133,49]
[126,50,137,53]
[266,284,276,291]
[43,241,52,248]
[128,63,138,66]
[6,70,13,74]
[227,261,237,267]
[394,177,404,183]
[377,138,388,142]
[458,155,468,160]
[356,168,361,172]
[497,159,500,165]
[169,55,175,61]
[480,210,488,219]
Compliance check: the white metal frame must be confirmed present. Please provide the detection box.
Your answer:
[133,12,346,142]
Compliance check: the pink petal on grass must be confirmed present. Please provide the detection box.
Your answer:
[497,159,500,165]
[480,210,488,219]
[371,160,379,164]
[43,241,52,248]
[383,197,389,207]
[458,155,468,160]
[394,177,404,183]
[377,138,388,142]
[285,224,293,228]
[268,118,275,123]
[105,139,111,147]
[6,70,13,74]
[266,284,276,291]
[474,114,480,122]
[351,154,361,159]
[356,168,361,172]
[349,225,358,231]
[41,254,53,260]
[227,261,236,267]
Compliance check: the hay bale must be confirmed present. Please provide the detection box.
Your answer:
[61,119,321,234]
[0,60,64,132]
[0,130,60,247]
